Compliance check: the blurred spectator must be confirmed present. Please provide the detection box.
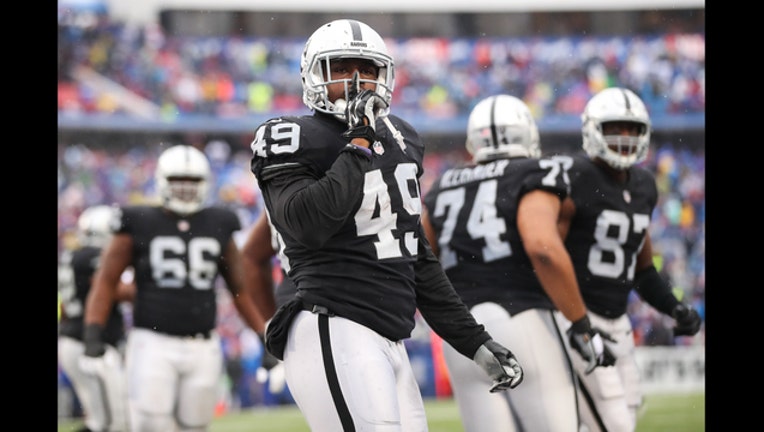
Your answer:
[58,19,704,125]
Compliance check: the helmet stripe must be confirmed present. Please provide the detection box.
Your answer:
[489,96,499,149]
[348,20,362,41]
[620,88,632,112]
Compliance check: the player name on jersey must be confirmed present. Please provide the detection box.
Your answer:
[439,159,510,188]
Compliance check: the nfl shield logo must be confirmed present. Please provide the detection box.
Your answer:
[623,190,631,203]
[373,141,385,156]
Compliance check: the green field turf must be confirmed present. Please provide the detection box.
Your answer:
[57,392,704,431]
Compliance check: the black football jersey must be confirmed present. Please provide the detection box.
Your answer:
[274,270,298,309]
[423,157,570,314]
[251,112,432,341]
[58,246,125,345]
[116,205,241,336]
[561,154,658,318]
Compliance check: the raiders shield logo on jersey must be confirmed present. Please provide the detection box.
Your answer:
[623,190,631,203]
[177,220,190,232]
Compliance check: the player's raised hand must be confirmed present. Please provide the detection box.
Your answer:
[342,72,388,145]
[346,69,361,102]
[568,315,616,374]
[672,304,701,337]
[473,339,524,392]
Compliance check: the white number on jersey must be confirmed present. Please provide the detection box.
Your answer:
[431,179,510,270]
[355,164,420,259]
[251,121,300,157]
[253,120,422,261]
[150,236,220,289]
[58,252,82,318]
[588,210,650,281]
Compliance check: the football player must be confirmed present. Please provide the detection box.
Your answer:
[241,210,296,320]
[422,94,613,432]
[555,87,702,432]
[83,145,267,432]
[58,205,131,432]
[249,19,523,431]
[241,210,296,395]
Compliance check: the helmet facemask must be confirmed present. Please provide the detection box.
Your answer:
[162,177,209,216]
[600,122,649,168]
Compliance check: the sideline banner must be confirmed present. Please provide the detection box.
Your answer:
[634,345,705,394]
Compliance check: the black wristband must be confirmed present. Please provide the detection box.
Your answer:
[633,266,680,316]
[342,125,377,144]
[671,303,689,319]
[83,323,106,357]
[83,323,104,344]
[569,315,593,334]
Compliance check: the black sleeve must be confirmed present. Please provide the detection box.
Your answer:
[261,145,372,250]
[414,229,491,359]
[633,265,680,316]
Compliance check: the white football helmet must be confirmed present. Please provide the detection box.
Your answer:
[466,94,541,163]
[155,145,211,216]
[300,19,394,122]
[77,205,117,248]
[581,87,651,170]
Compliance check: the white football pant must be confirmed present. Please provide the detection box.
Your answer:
[125,328,223,432]
[284,311,428,432]
[442,303,580,432]
[557,312,643,432]
[59,336,129,431]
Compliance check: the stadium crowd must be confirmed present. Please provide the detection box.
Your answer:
[58,19,704,124]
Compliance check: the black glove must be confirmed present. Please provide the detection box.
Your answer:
[341,72,388,144]
[258,333,280,371]
[568,316,616,374]
[473,339,523,392]
[672,304,701,337]
[83,323,106,358]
